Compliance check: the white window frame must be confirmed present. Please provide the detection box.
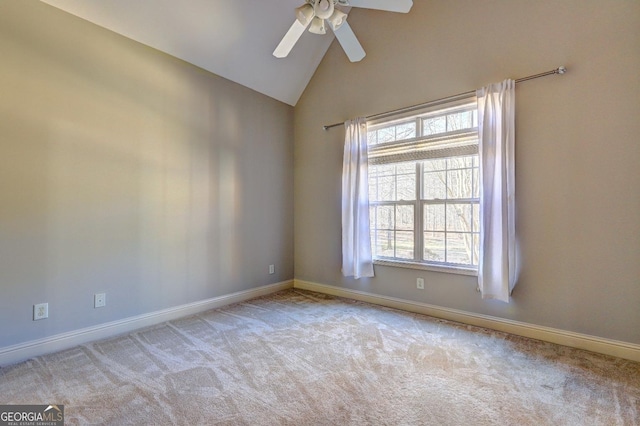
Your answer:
[367,98,479,276]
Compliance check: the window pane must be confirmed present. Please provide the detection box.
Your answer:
[423,171,446,200]
[464,156,474,168]
[395,231,414,259]
[424,204,445,231]
[423,116,446,136]
[446,157,461,169]
[448,156,474,169]
[369,183,377,201]
[424,231,445,262]
[472,203,480,233]
[367,130,378,145]
[473,166,480,198]
[447,111,474,132]
[369,170,378,200]
[377,127,395,143]
[370,228,376,255]
[369,207,378,257]
[377,164,396,175]
[423,158,447,172]
[472,233,480,265]
[446,233,473,265]
[369,164,395,202]
[447,168,473,199]
[377,205,394,229]
[375,231,395,258]
[369,163,416,202]
[396,173,416,200]
[396,205,414,230]
[395,122,416,140]
[446,204,472,232]
[395,162,415,174]
[377,176,395,201]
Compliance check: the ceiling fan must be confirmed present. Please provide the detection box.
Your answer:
[273,0,413,62]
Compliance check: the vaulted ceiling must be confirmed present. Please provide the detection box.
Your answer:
[40,0,341,106]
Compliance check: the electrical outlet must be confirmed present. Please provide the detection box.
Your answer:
[416,278,425,290]
[33,303,48,321]
[94,293,106,308]
[269,264,275,275]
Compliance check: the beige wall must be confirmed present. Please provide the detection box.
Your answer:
[0,2,294,348]
[294,0,640,343]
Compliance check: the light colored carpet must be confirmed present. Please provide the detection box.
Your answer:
[1,289,638,425]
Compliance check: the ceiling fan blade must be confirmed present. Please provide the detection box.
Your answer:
[331,21,366,62]
[273,20,308,58]
[344,0,413,13]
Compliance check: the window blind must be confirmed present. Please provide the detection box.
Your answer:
[368,130,478,165]
[367,98,478,165]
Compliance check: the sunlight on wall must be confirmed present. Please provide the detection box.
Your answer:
[0,1,293,349]
[217,149,240,284]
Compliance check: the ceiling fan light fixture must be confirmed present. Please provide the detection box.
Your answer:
[295,4,315,26]
[328,9,347,30]
[309,16,327,34]
[275,0,413,61]
[313,0,334,20]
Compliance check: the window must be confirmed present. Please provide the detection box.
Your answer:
[367,99,479,274]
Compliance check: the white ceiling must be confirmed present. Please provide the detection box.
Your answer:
[40,0,339,106]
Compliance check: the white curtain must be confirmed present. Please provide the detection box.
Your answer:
[341,118,374,279]
[476,80,517,302]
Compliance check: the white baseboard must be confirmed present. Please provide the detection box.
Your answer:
[294,279,640,363]
[0,280,294,367]
[5,278,637,367]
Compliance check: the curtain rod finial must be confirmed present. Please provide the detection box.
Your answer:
[557,66,567,74]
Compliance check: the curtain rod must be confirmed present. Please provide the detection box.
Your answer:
[322,66,567,131]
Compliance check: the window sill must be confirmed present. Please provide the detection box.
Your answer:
[373,259,478,276]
